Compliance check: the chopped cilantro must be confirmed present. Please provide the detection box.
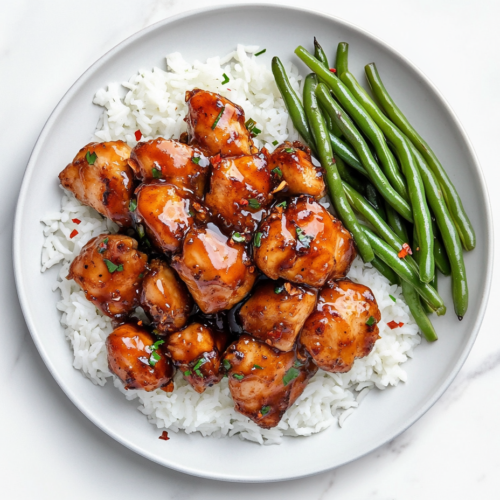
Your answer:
[295,226,312,248]
[97,237,109,254]
[282,367,299,386]
[192,156,201,165]
[276,201,287,208]
[260,405,271,416]
[104,259,123,273]
[248,198,260,209]
[366,316,377,326]
[152,167,162,179]
[86,151,97,165]
[253,232,263,248]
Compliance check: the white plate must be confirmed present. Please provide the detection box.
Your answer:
[13,4,493,482]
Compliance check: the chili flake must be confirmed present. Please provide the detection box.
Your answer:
[134,130,142,141]
[387,321,404,330]
[159,431,170,441]
[69,229,78,239]
[329,68,337,73]
[398,243,412,258]
[72,218,81,224]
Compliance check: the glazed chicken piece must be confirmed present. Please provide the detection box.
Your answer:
[166,323,229,394]
[185,89,257,157]
[106,322,174,391]
[239,281,317,352]
[135,181,194,254]
[223,335,317,428]
[129,139,209,198]
[268,141,326,200]
[171,223,257,314]
[67,234,148,319]
[205,153,273,234]
[140,259,192,334]
[254,196,356,288]
[300,279,381,372]
[59,141,134,227]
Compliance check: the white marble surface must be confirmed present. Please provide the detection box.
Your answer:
[1,0,499,497]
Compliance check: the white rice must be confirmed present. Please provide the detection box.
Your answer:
[41,46,421,444]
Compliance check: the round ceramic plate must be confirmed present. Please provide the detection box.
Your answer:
[14,3,493,482]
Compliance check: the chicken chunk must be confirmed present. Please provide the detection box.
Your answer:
[67,234,148,319]
[171,223,257,314]
[300,279,381,372]
[239,281,317,352]
[106,323,174,391]
[254,196,356,287]
[268,141,325,199]
[59,141,134,227]
[166,323,229,393]
[185,89,257,157]
[129,139,209,198]
[223,335,317,428]
[135,181,194,254]
[205,153,273,234]
[140,259,192,334]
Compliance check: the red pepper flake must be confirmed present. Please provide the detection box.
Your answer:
[134,130,142,141]
[398,243,412,258]
[69,229,78,239]
[72,218,81,224]
[387,321,404,330]
[211,153,221,166]
[227,88,231,91]
[159,430,170,441]
[137,320,143,326]
[161,381,175,393]
[239,198,249,206]
[329,68,337,73]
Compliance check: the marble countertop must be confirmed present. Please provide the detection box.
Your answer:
[2,0,499,498]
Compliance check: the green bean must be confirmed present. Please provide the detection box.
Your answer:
[314,39,343,137]
[400,281,438,341]
[386,202,437,319]
[343,181,419,274]
[365,62,475,251]
[432,221,451,276]
[409,145,468,318]
[329,133,367,175]
[365,183,387,222]
[335,42,349,78]
[315,83,413,222]
[412,226,436,315]
[334,154,365,193]
[371,256,400,286]
[271,56,316,152]
[336,44,434,282]
[295,46,409,203]
[303,74,374,262]
[361,226,446,314]
[385,202,409,242]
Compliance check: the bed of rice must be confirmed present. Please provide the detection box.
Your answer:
[41,45,421,445]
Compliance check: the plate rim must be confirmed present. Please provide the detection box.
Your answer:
[13,2,494,482]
